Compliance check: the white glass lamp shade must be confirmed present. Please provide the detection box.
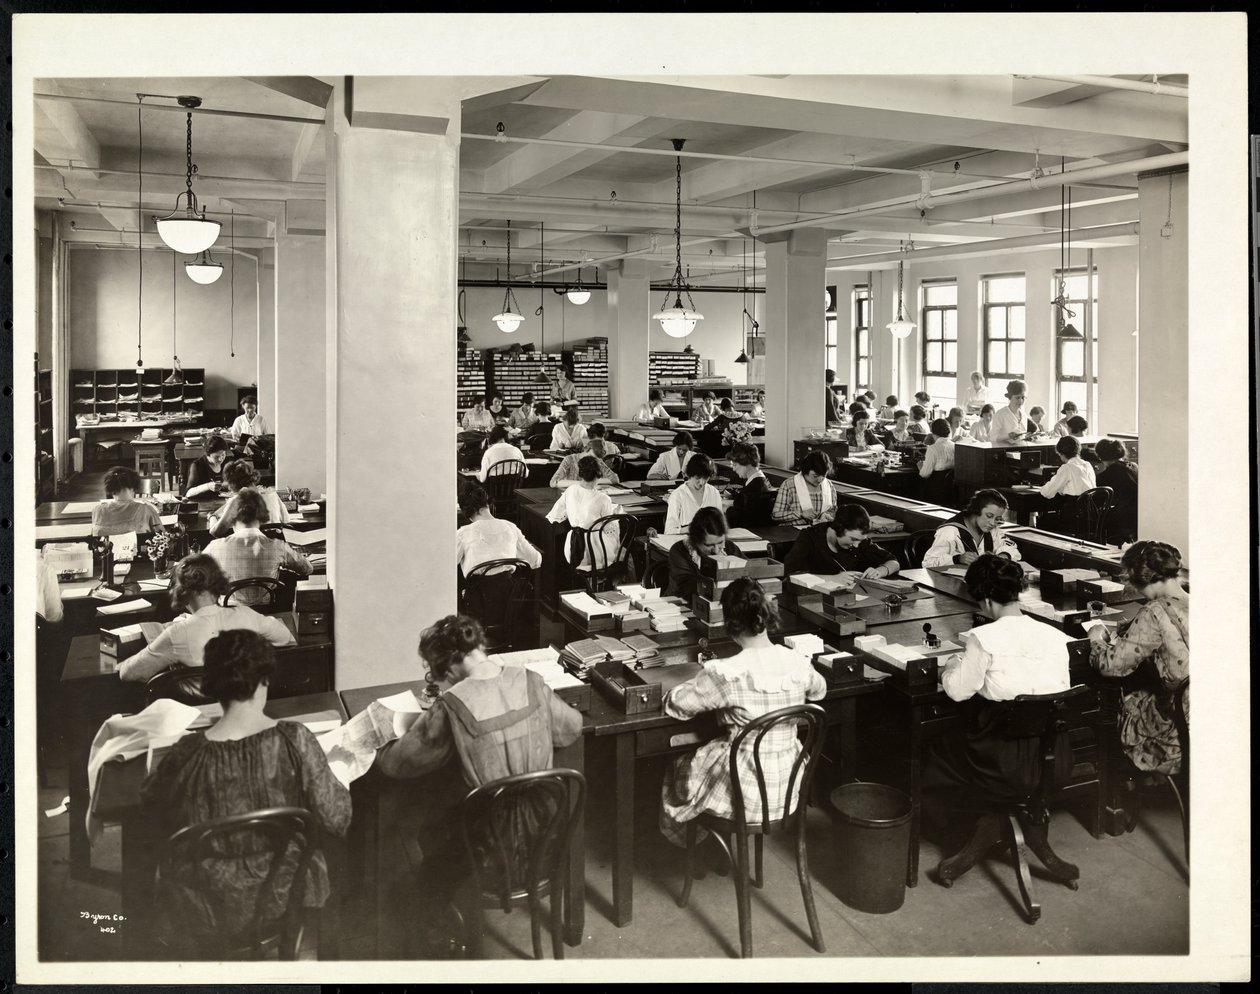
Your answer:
[566,288,591,305]
[653,304,703,338]
[155,214,221,255]
[184,258,223,285]
[493,311,524,333]
[886,317,916,339]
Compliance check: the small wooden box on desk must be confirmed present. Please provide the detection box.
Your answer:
[590,657,704,716]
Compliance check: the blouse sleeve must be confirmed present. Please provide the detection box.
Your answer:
[667,542,698,600]
[858,539,897,571]
[1039,464,1069,499]
[287,724,352,837]
[207,495,236,538]
[664,489,683,536]
[542,683,583,747]
[771,482,798,523]
[646,453,669,480]
[375,703,455,779]
[941,633,990,702]
[145,504,165,533]
[549,457,570,488]
[118,623,180,682]
[921,526,959,569]
[664,666,731,720]
[513,526,543,569]
[804,666,827,701]
[281,542,313,577]
[545,492,569,523]
[993,527,1022,562]
[1091,602,1163,679]
[258,611,298,646]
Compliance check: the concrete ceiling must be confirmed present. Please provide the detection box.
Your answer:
[33,73,1187,277]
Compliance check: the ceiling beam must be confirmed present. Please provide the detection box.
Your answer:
[33,82,101,181]
[244,76,333,109]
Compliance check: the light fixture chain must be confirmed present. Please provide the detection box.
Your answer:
[185,111,194,198]
[136,97,144,367]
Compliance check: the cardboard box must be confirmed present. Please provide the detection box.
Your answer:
[743,557,784,580]
[616,611,651,634]
[1078,579,1128,606]
[756,577,783,595]
[820,606,867,635]
[697,576,736,600]
[100,624,146,662]
[826,589,859,609]
[687,617,728,641]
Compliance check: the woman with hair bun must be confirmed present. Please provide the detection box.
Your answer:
[1093,438,1140,544]
[659,578,826,848]
[118,553,295,683]
[139,629,351,951]
[207,458,289,537]
[1089,541,1189,774]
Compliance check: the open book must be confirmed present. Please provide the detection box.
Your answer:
[316,689,430,787]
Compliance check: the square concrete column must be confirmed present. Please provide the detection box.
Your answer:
[274,234,325,492]
[1096,246,1139,434]
[1136,168,1188,551]
[326,79,460,688]
[606,259,650,418]
[763,228,826,466]
[255,249,275,431]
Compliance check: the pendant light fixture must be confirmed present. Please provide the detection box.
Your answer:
[492,219,524,333]
[229,210,236,357]
[886,245,916,339]
[184,247,223,284]
[165,250,184,384]
[154,96,221,255]
[1052,175,1083,338]
[735,238,756,364]
[653,138,704,338]
[566,267,591,305]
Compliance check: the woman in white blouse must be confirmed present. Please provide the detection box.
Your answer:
[545,455,624,570]
[230,395,269,439]
[477,425,527,483]
[922,489,1022,568]
[207,459,289,537]
[646,431,695,480]
[549,406,589,452]
[969,404,995,442]
[664,453,723,536]
[456,485,542,577]
[461,397,495,432]
[635,389,669,422]
[963,371,989,414]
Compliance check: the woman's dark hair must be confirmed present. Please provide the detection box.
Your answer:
[1095,438,1127,462]
[829,503,870,535]
[801,450,832,477]
[885,394,898,406]
[201,629,276,704]
[719,398,734,411]
[688,506,728,546]
[222,458,260,492]
[577,455,601,481]
[520,391,534,406]
[703,391,717,401]
[487,424,511,446]
[963,488,1009,516]
[1060,401,1078,415]
[1004,379,1026,399]
[848,401,867,417]
[948,407,963,419]
[893,409,908,421]
[964,553,1027,605]
[459,482,491,518]
[930,418,950,438]
[205,435,230,455]
[103,465,141,497]
[419,614,486,682]
[239,394,258,408]
[980,404,995,417]
[588,422,606,438]
[910,405,927,421]
[914,392,932,405]
[1066,415,1089,435]
[851,408,870,424]
[649,389,663,402]
[232,487,270,526]
[673,430,694,449]
[170,553,229,610]
[586,438,609,460]
[825,369,836,384]
[729,441,760,468]
[564,406,581,422]
[685,453,714,480]
[534,401,552,417]
[487,392,503,407]
[1121,540,1182,587]
[721,577,780,640]
[1056,435,1081,459]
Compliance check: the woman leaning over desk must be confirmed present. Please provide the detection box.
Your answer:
[185,436,232,499]
[550,441,620,488]
[783,503,900,582]
[1089,541,1188,776]
[659,578,827,849]
[92,466,165,537]
[139,630,350,955]
[666,506,736,603]
[207,459,289,538]
[922,489,1021,568]
[117,554,296,683]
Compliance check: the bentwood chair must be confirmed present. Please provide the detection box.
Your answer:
[145,664,214,707]
[157,807,319,960]
[460,558,535,653]
[483,459,529,524]
[572,513,638,594]
[223,576,286,613]
[902,529,940,570]
[1074,486,1114,543]
[454,769,586,960]
[934,685,1090,924]
[676,704,828,959]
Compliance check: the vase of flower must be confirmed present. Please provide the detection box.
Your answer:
[145,532,174,580]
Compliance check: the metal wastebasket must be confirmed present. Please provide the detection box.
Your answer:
[829,782,913,914]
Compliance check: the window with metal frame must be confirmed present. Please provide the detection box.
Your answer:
[852,285,871,395]
[982,274,1026,401]
[825,285,839,375]
[920,280,958,406]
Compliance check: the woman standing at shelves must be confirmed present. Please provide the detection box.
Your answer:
[550,367,577,408]
[91,466,165,537]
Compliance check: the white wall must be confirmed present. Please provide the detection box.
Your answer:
[66,244,259,410]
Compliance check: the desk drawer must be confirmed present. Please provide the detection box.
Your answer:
[635,715,720,757]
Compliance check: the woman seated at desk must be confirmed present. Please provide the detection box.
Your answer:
[185,436,231,499]
[118,554,296,683]
[968,404,995,442]
[635,389,669,423]
[783,503,900,582]
[461,396,495,432]
[204,489,312,606]
[704,397,745,433]
[664,453,723,536]
[477,424,526,483]
[550,442,620,489]
[887,409,913,445]
[1088,540,1188,776]
[749,390,766,421]
[726,441,774,528]
[922,489,1022,568]
[908,405,931,435]
[522,402,557,448]
[456,484,542,577]
[586,421,620,458]
[207,459,289,538]
[545,455,624,569]
[659,578,827,849]
[1027,406,1049,436]
[92,466,165,537]
[229,394,269,441]
[549,406,589,453]
[846,408,881,451]
[376,614,583,953]
[1093,438,1139,544]
[486,393,510,425]
[139,629,350,955]
[509,391,538,430]
[646,431,696,480]
[667,506,736,602]
[918,418,956,504]
[692,391,720,425]
[1037,435,1097,500]
[1052,402,1078,437]
[772,450,839,527]
[947,407,968,442]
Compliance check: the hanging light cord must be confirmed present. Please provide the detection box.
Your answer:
[171,249,177,363]
[136,97,144,367]
[229,210,235,357]
[500,220,523,317]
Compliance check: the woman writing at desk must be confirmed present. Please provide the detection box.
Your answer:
[91,466,165,537]
[772,450,838,527]
[456,484,542,577]
[545,455,624,570]
[659,578,827,849]
[550,441,620,488]
[477,425,526,483]
[666,506,737,602]
[461,396,495,432]
[117,554,295,683]
[664,453,723,536]
[549,406,589,452]
[783,503,900,583]
[968,405,995,442]
[207,459,289,537]
[635,389,669,422]
[229,395,269,441]
[646,431,696,480]
[1088,541,1188,776]
[139,629,350,956]
[185,436,231,499]
[922,489,1022,568]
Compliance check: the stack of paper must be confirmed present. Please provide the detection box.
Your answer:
[96,598,153,616]
[592,590,633,614]
[490,646,581,690]
[316,689,428,788]
[560,590,615,625]
[791,573,850,595]
[558,638,610,675]
[650,533,685,554]
[731,538,770,555]
[650,613,690,634]
[784,633,826,658]
[866,515,902,534]
[619,634,660,662]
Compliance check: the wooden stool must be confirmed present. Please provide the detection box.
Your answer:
[132,438,170,493]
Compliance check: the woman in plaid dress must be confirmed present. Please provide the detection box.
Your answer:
[659,578,827,847]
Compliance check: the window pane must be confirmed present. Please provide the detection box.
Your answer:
[1008,306,1025,339]
[924,375,955,404]
[1061,340,1084,377]
[926,343,942,372]
[944,309,957,340]
[1009,340,1025,374]
[925,283,957,306]
[1059,381,1086,416]
[1091,339,1098,376]
[826,317,838,348]
[986,276,1025,303]
[1064,274,1088,298]
[944,342,958,373]
[924,310,942,338]
[857,329,868,355]
[988,342,1006,374]
[857,359,869,391]
[987,306,1006,338]
[826,346,837,373]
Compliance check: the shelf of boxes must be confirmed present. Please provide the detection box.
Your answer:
[456,349,488,418]
[486,341,610,421]
[71,367,205,424]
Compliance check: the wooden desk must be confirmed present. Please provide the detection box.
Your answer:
[60,615,334,880]
[338,680,586,957]
[91,690,347,959]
